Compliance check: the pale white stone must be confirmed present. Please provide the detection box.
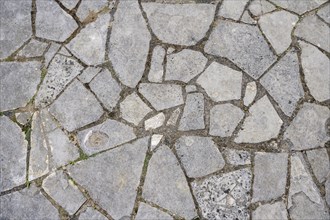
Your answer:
[150,134,163,151]
[243,81,257,106]
[145,113,165,130]
[166,107,181,126]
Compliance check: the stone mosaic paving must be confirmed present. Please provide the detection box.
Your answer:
[0,0,329,219]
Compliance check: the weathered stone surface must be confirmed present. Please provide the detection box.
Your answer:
[223,149,251,166]
[79,207,107,220]
[252,201,288,220]
[175,136,225,178]
[148,46,165,83]
[68,137,149,219]
[67,13,109,65]
[205,21,276,79]
[197,62,242,102]
[185,85,197,93]
[0,184,59,219]
[29,110,80,180]
[259,11,298,54]
[35,54,84,107]
[326,178,330,206]
[295,14,330,53]
[252,152,288,202]
[166,107,181,126]
[243,81,257,106]
[145,113,165,130]
[150,134,163,151]
[210,103,244,137]
[0,116,27,191]
[15,112,32,125]
[165,49,207,83]
[249,0,276,17]
[42,170,86,215]
[192,168,252,220]
[260,49,304,116]
[142,3,216,46]
[139,83,184,111]
[270,0,327,15]
[120,92,152,125]
[235,96,283,143]
[36,0,78,42]
[288,153,329,220]
[89,69,121,111]
[76,0,109,22]
[179,93,205,131]
[136,202,172,220]
[300,41,330,102]
[109,1,151,88]
[317,4,330,24]
[218,0,249,20]
[77,119,136,155]
[0,0,31,59]
[18,39,48,58]
[284,103,330,150]
[49,79,103,132]
[306,148,330,183]
[143,145,196,219]
[44,43,61,67]
[60,0,79,10]
[0,61,41,111]
[241,11,257,24]
[78,67,101,83]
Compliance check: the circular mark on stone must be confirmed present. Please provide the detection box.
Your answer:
[84,131,109,149]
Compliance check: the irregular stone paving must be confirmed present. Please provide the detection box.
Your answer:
[0,1,329,220]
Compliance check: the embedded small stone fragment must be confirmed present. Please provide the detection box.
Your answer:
[317,4,330,24]
[243,81,257,106]
[240,11,256,24]
[145,113,165,130]
[269,0,327,15]
[142,3,216,46]
[59,0,79,10]
[300,41,330,102]
[252,201,288,220]
[259,11,298,54]
[175,136,225,178]
[326,178,330,206]
[218,0,249,20]
[235,96,283,143]
[78,67,101,84]
[138,83,184,111]
[210,103,244,137]
[136,202,172,220]
[15,112,32,126]
[68,137,149,220]
[252,152,288,202]
[223,149,251,166]
[197,62,242,102]
[0,61,41,111]
[284,103,330,150]
[109,0,151,88]
[249,0,276,17]
[306,148,330,183]
[185,85,197,93]
[18,39,48,58]
[120,92,152,126]
[0,116,27,191]
[36,0,78,42]
[89,69,122,111]
[192,168,252,220]
[42,170,86,215]
[205,21,276,79]
[49,79,103,132]
[79,207,108,220]
[165,49,207,83]
[166,107,181,126]
[77,119,136,155]
[44,43,61,67]
[76,0,109,22]
[179,93,205,131]
[143,145,196,219]
[150,134,163,151]
[260,49,304,116]
[148,46,165,83]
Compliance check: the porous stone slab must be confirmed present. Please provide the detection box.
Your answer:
[29,109,80,180]
[306,148,330,183]
[77,119,136,155]
[252,201,288,220]
[249,0,276,17]
[223,149,251,166]
[142,3,216,46]
[317,4,330,24]
[210,103,244,137]
[259,11,298,54]
[120,92,152,125]
[59,0,79,10]
[0,0,31,59]
[197,62,242,102]
[42,170,86,215]
[145,112,165,130]
[284,103,330,150]
[35,54,84,107]
[0,184,59,219]
[148,46,165,83]
[300,41,330,102]
[0,116,27,191]
[179,93,205,131]
[18,39,48,58]
[175,136,225,178]
[76,0,109,22]
[165,49,207,83]
[89,69,121,111]
[139,83,184,111]
[252,152,288,202]
[79,207,107,220]
[260,49,304,116]
[270,0,327,15]
[143,145,196,219]
[205,21,276,79]
[67,13,109,65]
[49,79,103,132]
[235,96,283,143]
[109,1,151,88]
[243,81,257,106]
[0,61,41,111]
[78,67,101,83]
[68,137,149,220]
[136,202,172,220]
[166,107,181,126]
[36,0,78,42]
[192,168,252,220]
[44,43,61,67]
[218,0,249,20]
